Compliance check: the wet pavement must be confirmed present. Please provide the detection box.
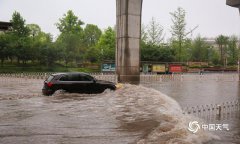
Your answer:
[0,75,239,144]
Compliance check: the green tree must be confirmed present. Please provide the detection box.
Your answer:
[216,35,229,66]
[191,36,209,62]
[96,27,116,61]
[170,7,187,62]
[56,10,84,66]
[146,17,164,46]
[27,24,41,37]
[84,47,100,63]
[83,24,102,63]
[56,33,82,66]
[141,24,148,44]
[10,11,30,37]
[33,31,54,65]
[210,48,220,65]
[227,35,238,65]
[39,43,59,67]
[140,18,173,62]
[2,32,16,63]
[0,33,8,66]
[26,24,43,63]
[140,24,148,53]
[9,11,30,64]
[141,44,174,62]
[56,10,84,34]
[83,24,102,47]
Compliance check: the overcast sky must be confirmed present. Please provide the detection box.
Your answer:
[0,0,239,40]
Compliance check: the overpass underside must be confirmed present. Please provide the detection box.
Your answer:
[226,0,240,13]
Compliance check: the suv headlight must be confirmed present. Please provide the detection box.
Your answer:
[115,83,123,89]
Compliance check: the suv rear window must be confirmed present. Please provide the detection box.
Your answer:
[47,75,54,82]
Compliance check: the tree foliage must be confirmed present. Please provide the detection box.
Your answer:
[146,17,164,46]
[0,10,239,69]
[170,7,187,62]
[56,10,84,34]
[191,36,209,62]
[227,36,239,65]
[56,10,84,66]
[215,35,229,66]
[10,11,30,37]
[141,44,174,62]
[83,24,102,47]
[96,27,116,61]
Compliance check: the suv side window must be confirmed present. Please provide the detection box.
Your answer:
[60,74,81,81]
[80,75,93,81]
[70,74,80,81]
[59,74,93,81]
[59,75,69,81]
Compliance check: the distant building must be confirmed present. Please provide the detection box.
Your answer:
[203,37,240,50]
[0,21,12,31]
[203,37,218,49]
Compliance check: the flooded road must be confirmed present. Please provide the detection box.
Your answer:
[0,75,239,144]
[142,74,240,144]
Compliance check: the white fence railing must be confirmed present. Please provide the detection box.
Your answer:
[0,73,239,82]
[182,100,240,120]
[0,72,117,83]
[140,74,239,82]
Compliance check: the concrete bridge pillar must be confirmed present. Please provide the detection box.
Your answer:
[116,0,143,84]
[226,0,240,80]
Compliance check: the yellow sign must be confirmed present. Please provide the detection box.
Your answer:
[152,64,166,72]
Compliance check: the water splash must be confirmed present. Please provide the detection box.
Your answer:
[106,84,219,144]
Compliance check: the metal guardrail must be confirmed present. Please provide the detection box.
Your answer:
[182,100,240,119]
[140,74,239,82]
[0,73,238,82]
[0,72,118,83]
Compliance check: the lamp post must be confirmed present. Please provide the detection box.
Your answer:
[226,0,240,80]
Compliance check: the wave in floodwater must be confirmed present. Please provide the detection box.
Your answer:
[102,84,220,144]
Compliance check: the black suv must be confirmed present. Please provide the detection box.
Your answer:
[42,72,116,96]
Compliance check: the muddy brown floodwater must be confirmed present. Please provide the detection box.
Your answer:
[0,75,239,144]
